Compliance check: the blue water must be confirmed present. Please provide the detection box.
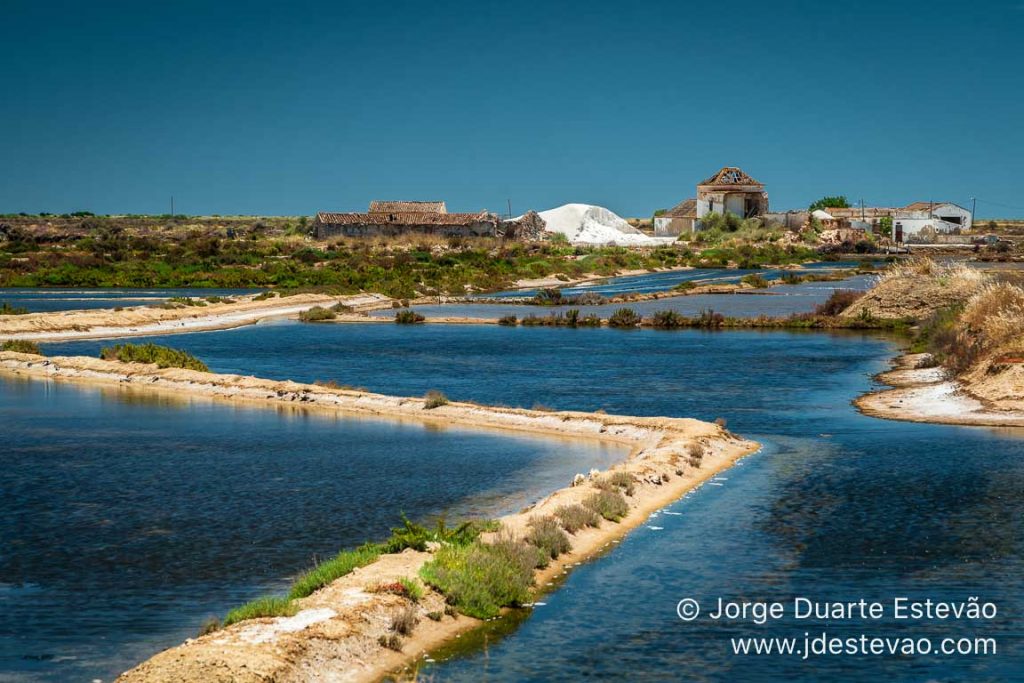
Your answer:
[0,288,259,313]
[0,375,621,682]
[479,261,882,299]
[375,275,877,321]
[18,314,1024,681]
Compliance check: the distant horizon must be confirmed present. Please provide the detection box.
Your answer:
[2,1,1022,218]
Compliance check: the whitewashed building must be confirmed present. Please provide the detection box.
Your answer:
[892,202,973,243]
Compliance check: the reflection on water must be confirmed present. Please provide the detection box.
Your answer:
[0,376,621,682]
[24,320,1024,681]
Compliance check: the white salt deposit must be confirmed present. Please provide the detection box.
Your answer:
[536,203,673,246]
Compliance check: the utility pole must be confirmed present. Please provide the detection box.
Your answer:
[171,196,175,217]
[507,199,512,220]
[971,197,977,229]
[860,198,865,223]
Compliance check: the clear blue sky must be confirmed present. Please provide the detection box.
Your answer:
[2,0,1022,218]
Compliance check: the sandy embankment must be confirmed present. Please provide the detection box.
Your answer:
[855,353,1024,427]
[0,351,758,683]
[0,293,392,342]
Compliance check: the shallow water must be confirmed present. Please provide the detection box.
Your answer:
[480,261,881,299]
[22,319,1024,681]
[0,375,621,682]
[373,274,876,321]
[0,288,259,313]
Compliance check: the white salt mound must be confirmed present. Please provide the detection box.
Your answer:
[536,204,671,246]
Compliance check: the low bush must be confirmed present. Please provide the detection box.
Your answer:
[498,314,518,326]
[378,633,403,651]
[607,307,641,328]
[423,390,449,409]
[578,313,602,327]
[554,504,601,533]
[399,577,424,602]
[288,544,382,599]
[99,343,209,371]
[197,617,220,636]
[0,303,29,315]
[583,489,629,522]
[605,471,636,496]
[395,310,426,324]
[299,305,337,322]
[525,516,572,563]
[741,273,770,288]
[427,610,443,621]
[1,339,42,354]
[696,309,725,328]
[815,289,862,316]
[253,291,278,301]
[390,605,419,636]
[687,443,705,468]
[169,296,207,307]
[382,513,498,553]
[419,536,539,618]
[223,596,297,626]
[651,310,687,329]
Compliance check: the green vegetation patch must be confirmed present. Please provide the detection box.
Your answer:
[223,596,298,627]
[2,339,43,355]
[419,536,541,618]
[99,343,209,371]
[289,544,383,599]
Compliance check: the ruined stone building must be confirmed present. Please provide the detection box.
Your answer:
[315,201,545,240]
[654,166,769,236]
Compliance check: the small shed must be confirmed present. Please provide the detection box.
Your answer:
[654,199,696,236]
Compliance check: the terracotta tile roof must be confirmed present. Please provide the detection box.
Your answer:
[663,198,697,217]
[368,201,447,214]
[316,211,495,226]
[699,167,763,187]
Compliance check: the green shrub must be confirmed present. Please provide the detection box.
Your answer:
[398,577,424,602]
[605,471,636,496]
[299,305,337,322]
[498,314,518,326]
[741,273,769,288]
[253,291,278,301]
[583,489,629,522]
[420,537,539,618]
[607,308,641,328]
[0,303,29,315]
[579,313,602,327]
[223,596,297,626]
[382,513,497,553]
[525,516,572,563]
[554,504,601,533]
[427,610,443,621]
[815,289,862,316]
[99,343,209,371]
[168,296,207,307]
[2,339,42,355]
[423,390,449,409]
[395,310,426,324]
[651,310,687,329]
[288,544,382,599]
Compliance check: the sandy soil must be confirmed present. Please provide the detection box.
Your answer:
[0,351,757,683]
[855,353,1024,426]
[0,293,391,342]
